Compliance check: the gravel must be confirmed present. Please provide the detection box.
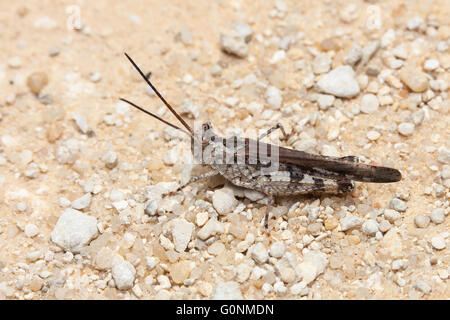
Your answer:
[112,260,136,290]
[344,45,362,66]
[212,281,243,299]
[312,53,331,74]
[399,68,428,92]
[362,220,379,236]
[431,236,446,250]
[340,215,363,231]
[316,66,360,98]
[424,59,440,71]
[250,243,269,264]
[50,208,98,253]
[316,94,335,110]
[264,86,283,109]
[269,242,285,258]
[397,122,415,136]
[101,151,118,169]
[360,94,379,113]
[389,198,408,212]
[212,187,238,215]
[220,27,249,58]
[24,224,39,238]
[414,214,430,228]
[71,193,92,210]
[429,208,445,224]
[27,72,48,94]
[171,218,194,252]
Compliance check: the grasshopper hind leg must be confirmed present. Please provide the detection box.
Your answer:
[264,194,275,229]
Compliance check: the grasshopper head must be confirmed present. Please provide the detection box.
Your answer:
[191,121,221,164]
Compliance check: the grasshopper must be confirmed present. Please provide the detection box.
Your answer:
[120,53,402,228]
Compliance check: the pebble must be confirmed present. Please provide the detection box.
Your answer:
[437,147,450,164]
[232,22,252,43]
[212,281,243,299]
[197,217,224,240]
[171,218,194,252]
[27,72,49,94]
[111,260,136,290]
[269,242,285,258]
[366,130,380,141]
[340,215,363,231]
[273,281,287,296]
[431,236,446,250]
[71,193,92,210]
[50,208,98,253]
[424,59,439,71]
[414,280,431,294]
[296,251,328,285]
[49,46,60,57]
[212,188,238,215]
[316,94,335,110]
[430,208,445,224]
[360,94,379,114]
[414,214,430,228]
[360,41,380,65]
[397,122,415,136]
[169,261,191,284]
[316,66,360,98]
[163,148,179,166]
[24,223,39,237]
[312,53,331,74]
[389,198,408,212]
[89,72,102,83]
[378,220,392,233]
[399,68,428,92]
[220,30,248,58]
[344,45,362,66]
[178,26,193,45]
[251,243,269,264]
[8,56,22,68]
[264,86,283,109]
[101,151,118,169]
[362,220,379,236]
[407,17,424,31]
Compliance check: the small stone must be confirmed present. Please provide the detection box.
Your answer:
[430,208,445,224]
[316,66,360,98]
[171,218,194,252]
[89,72,102,83]
[273,281,287,296]
[366,130,380,141]
[232,22,252,43]
[344,45,362,66]
[379,220,392,233]
[414,280,431,294]
[312,53,331,74]
[101,151,118,169]
[212,188,238,215]
[27,72,49,94]
[251,243,268,264]
[360,41,380,65]
[49,46,60,57]
[324,217,338,230]
[24,224,39,237]
[412,110,425,125]
[399,68,428,92]
[163,148,179,165]
[169,260,192,284]
[50,208,98,253]
[8,56,22,68]
[437,147,450,164]
[220,31,248,58]
[178,26,193,45]
[360,94,379,114]
[389,198,408,212]
[316,94,335,110]
[144,199,157,216]
[362,220,379,236]
[424,59,439,71]
[296,251,328,285]
[71,193,92,210]
[197,218,224,240]
[264,86,283,109]
[414,214,430,228]
[431,236,446,250]
[269,242,285,258]
[407,17,424,31]
[112,260,136,290]
[397,122,415,136]
[212,281,243,299]
[340,215,363,231]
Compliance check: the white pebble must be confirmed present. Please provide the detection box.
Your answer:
[212,281,243,299]
[316,94,335,110]
[360,94,379,113]
[430,208,445,224]
[212,188,238,215]
[317,66,360,98]
[269,242,285,258]
[362,220,379,236]
[389,198,408,212]
[71,193,92,210]
[414,214,430,228]
[251,242,269,264]
[101,151,118,169]
[112,260,136,290]
[264,86,283,109]
[72,114,88,134]
[50,208,98,253]
[171,218,194,252]
[431,236,446,250]
[24,224,39,237]
[340,215,363,231]
[366,130,380,141]
[424,59,439,71]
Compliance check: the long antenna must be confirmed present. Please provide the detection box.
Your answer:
[124,52,193,134]
[119,98,192,137]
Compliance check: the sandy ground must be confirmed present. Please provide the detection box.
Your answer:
[0,0,448,299]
